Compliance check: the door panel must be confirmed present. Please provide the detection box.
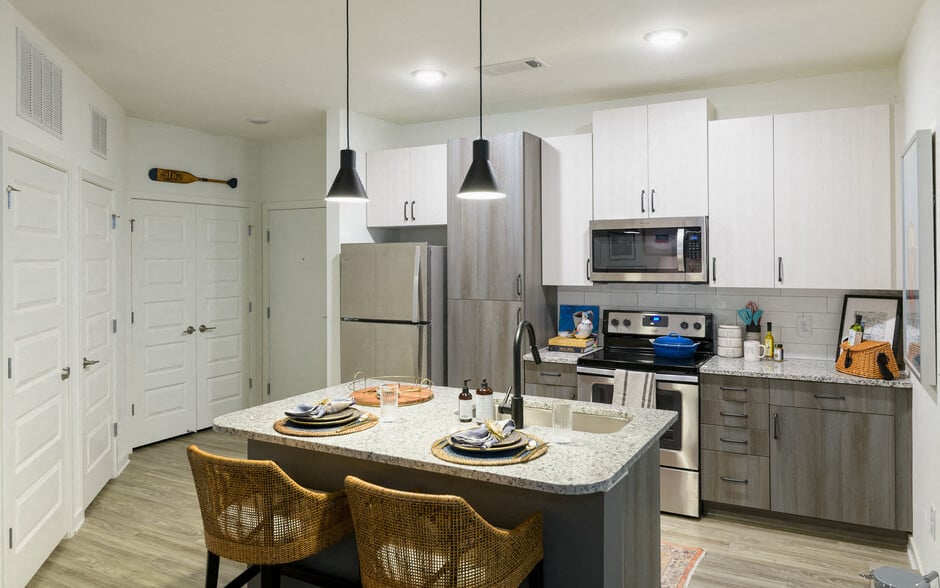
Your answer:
[79,180,116,508]
[132,200,197,447]
[340,322,427,382]
[2,150,70,587]
[195,205,249,428]
[592,105,648,220]
[340,242,426,322]
[446,299,519,392]
[268,208,327,401]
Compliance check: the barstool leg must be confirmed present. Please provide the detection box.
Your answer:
[205,551,220,588]
[260,564,281,588]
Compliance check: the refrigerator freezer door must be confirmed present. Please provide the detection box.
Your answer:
[341,243,428,322]
[340,321,428,382]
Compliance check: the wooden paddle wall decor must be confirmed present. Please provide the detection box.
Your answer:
[148,167,238,189]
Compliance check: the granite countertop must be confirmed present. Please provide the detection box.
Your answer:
[523,347,595,365]
[701,356,912,389]
[214,382,675,496]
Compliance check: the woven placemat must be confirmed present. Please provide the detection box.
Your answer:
[351,385,434,407]
[273,413,378,437]
[430,432,548,466]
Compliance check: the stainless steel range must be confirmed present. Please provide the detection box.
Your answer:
[576,310,714,517]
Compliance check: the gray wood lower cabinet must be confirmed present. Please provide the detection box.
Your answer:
[524,361,577,400]
[702,374,912,532]
[447,299,520,393]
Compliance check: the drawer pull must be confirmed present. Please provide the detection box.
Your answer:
[719,411,748,418]
[813,393,846,401]
[719,385,748,391]
[539,372,562,378]
[719,437,748,445]
[720,476,749,484]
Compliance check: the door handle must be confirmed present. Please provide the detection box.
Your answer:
[720,476,749,484]
[650,188,656,213]
[60,367,71,380]
[82,358,100,369]
[517,307,522,324]
[515,274,522,297]
[198,324,216,333]
[719,437,749,445]
[712,257,716,283]
[182,326,196,335]
[719,411,748,418]
[410,201,415,221]
[640,189,645,213]
[773,412,779,440]
[403,201,408,222]
[778,257,783,283]
[585,259,591,282]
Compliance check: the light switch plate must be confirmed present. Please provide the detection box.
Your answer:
[796,314,812,338]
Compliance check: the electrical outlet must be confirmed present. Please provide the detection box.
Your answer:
[796,314,812,337]
[931,505,936,541]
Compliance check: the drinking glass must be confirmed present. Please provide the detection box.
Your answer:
[552,400,573,443]
[379,383,400,422]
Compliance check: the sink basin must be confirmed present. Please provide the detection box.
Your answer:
[521,406,630,434]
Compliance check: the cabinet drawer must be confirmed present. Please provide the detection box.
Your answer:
[702,450,769,509]
[525,383,578,401]
[702,375,769,404]
[701,424,769,456]
[769,380,895,415]
[701,399,769,430]
[525,362,577,387]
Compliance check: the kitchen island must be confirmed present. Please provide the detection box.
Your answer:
[214,382,676,587]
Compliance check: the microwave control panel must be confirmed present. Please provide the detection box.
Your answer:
[685,230,703,272]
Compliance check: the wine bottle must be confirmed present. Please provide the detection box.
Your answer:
[848,313,864,346]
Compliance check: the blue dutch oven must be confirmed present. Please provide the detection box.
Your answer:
[651,332,699,359]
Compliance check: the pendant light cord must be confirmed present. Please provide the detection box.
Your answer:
[346,0,351,150]
[478,0,483,139]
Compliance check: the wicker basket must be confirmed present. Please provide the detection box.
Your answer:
[835,340,900,380]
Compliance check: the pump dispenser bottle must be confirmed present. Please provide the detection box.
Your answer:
[476,378,494,422]
[458,380,474,423]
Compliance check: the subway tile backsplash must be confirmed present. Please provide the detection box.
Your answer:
[557,284,900,361]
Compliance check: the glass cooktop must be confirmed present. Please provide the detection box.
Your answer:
[577,347,713,374]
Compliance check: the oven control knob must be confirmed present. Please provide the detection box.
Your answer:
[624,319,631,327]
[680,321,689,330]
[693,322,702,331]
[611,318,620,327]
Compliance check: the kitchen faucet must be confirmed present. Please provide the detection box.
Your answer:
[504,319,541,429]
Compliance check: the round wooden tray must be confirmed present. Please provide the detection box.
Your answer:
[351,384,433,407]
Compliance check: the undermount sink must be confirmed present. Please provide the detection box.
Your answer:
[521,406,630,434]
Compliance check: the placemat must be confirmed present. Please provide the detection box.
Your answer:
[273,413,378,437]
[351,385,434,407]
[430,432,547,466]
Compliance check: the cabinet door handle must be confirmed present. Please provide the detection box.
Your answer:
[720,476,749,484]
[712,257,716,283]
[410,201,415,221]
[719,437,748,444]
[650,189,656,213]
[640,189,646,213]
[403,201,408,222]
[516,274,522,297]
[539,372,562,378]
[773,412,779,440]
[813,393,846,401]
[517,307,522,324]
[719,411,748,418]
[719,385,748,392]
[778,257,783,282]
[585,259,591,282]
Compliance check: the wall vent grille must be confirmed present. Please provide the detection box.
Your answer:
[16,28,63,139]
[479,57,547,76]
[91,107,108,159]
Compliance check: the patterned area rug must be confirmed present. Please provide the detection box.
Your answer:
[661,541,705,588]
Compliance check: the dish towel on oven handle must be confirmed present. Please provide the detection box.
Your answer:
[613,369,655,408]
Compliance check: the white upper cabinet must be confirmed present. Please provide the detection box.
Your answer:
[593,98,710,220]
[366,144,447,227]
[542,134,593,286]
[773,105,892,289]
[708,116,776,288]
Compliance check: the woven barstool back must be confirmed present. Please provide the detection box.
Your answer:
[344,475,543,588]
[187,445,353,566]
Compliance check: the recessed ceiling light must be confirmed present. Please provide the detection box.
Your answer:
[411,69,447,85]
[247,117,270,125]
[643,29,688,47]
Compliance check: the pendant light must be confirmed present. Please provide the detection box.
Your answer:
[457,0,505,200]
[326,0,368,202]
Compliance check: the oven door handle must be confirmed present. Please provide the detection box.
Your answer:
[576,366,617,378]
[654,373,699,384]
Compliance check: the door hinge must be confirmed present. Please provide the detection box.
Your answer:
[131,403,135,417]
[267,383,271,396]
[113,422,118,437]
[131,311,135,324]
[129,218,136,232]
[248,224,254,236]
[112,319,118,334]
[266,307,270,319]
[249,378,253,389]
[266,230,270,243]
[6,185,20,209]
[7,357,11,379]
[111,214,120,229]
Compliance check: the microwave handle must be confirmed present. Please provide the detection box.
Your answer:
[676,228,685,272]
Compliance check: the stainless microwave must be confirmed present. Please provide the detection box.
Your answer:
[589,216,708,283]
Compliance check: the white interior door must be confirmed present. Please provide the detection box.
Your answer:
[131,200,197,447]
[267,208,326,401]
[2,150,70,587]
[195,205,250,428]
[79,180,116,507]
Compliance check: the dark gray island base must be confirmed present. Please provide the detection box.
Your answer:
[216,383,675,587]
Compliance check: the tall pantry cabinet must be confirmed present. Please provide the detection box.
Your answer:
[447,132,555,393]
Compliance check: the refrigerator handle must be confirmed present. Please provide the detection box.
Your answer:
[412,245,421,323]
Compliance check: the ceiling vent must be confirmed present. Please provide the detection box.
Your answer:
[479,57,547,76]
[16,29,63,139]
[91,108,108,159]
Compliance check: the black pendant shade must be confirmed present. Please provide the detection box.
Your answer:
[326,149,367,202]
[458,139,504,200]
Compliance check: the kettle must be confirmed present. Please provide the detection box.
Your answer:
[573,312,594,339]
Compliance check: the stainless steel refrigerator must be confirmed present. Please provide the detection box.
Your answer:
[340,242,446,384]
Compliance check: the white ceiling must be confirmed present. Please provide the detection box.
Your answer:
[10,0,923,140]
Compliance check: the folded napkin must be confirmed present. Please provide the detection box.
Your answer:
[285,397,355,419]
[450,419,515,449]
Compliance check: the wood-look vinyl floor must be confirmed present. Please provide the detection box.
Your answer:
[30,429,911,587]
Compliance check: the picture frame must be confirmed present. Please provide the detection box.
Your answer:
[900,129,936,385]
[836,295,902,365]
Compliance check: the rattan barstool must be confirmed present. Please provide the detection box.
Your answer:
[344,475,544,588]
[187,445,357,588]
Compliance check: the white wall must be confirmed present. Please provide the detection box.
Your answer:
[899,0,940,573]
[260,134,326,203]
